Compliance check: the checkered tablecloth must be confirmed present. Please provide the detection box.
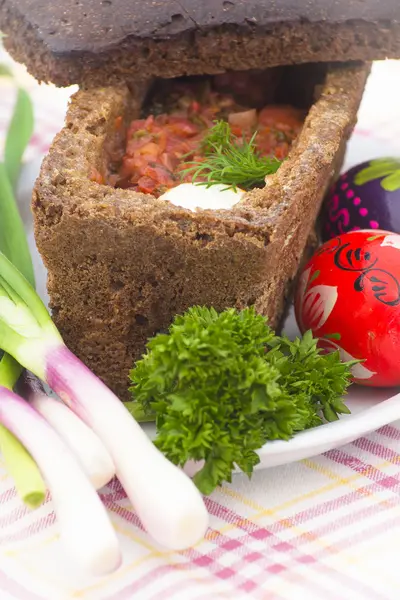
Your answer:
[0,49,400,599]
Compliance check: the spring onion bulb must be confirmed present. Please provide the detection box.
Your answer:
[46,348,209,550]
[0,252,209,550]
[21,374,115,490]
[0,385,121,574]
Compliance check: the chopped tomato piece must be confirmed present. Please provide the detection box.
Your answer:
[137,176,157,194]
[160,152,180,172]
[258,105,304,130]
[137,142,160,156]
[165,120,199,137]
[89,167,104,185]
[144,164,175,186]
[190,101,200,113]
[229,125,244,138]
[119,156,148,178]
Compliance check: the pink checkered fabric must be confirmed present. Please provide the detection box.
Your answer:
[0,49,400,599]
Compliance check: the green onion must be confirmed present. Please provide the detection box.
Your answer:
[0,164,35,287]
[4,88,34,191]
[0,252,208,550]
[0,73,44,508]
[0,64,12,78]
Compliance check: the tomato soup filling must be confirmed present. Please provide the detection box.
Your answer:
[107,72,306,197]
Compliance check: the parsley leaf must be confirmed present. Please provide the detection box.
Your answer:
[265,331,353,426]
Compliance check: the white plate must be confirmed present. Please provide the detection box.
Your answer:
[21,158,400,474]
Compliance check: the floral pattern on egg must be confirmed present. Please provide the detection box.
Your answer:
[321,158,400,242]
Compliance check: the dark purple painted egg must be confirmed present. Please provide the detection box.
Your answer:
[321,158,400,242]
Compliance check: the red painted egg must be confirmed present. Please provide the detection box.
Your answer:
[294,230,400,387]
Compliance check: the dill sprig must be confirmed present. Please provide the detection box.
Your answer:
[181,120,282,191]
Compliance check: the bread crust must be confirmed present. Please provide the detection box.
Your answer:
[0,0,396,86]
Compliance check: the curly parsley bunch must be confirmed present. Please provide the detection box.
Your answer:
[129,307,352,494]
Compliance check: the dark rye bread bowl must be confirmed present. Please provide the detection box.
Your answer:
[32,62,369,399]
[1,1,395,400]
[0,0,398,87]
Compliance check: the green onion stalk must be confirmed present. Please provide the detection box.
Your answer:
[0,68,45,507]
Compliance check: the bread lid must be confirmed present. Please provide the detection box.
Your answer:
[1,0,399,87]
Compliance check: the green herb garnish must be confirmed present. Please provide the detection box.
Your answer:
[129,307,353,495]
[181,120,281,191]
[266,332,352,426]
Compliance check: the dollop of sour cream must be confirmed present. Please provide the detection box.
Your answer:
[159,183,245,212]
